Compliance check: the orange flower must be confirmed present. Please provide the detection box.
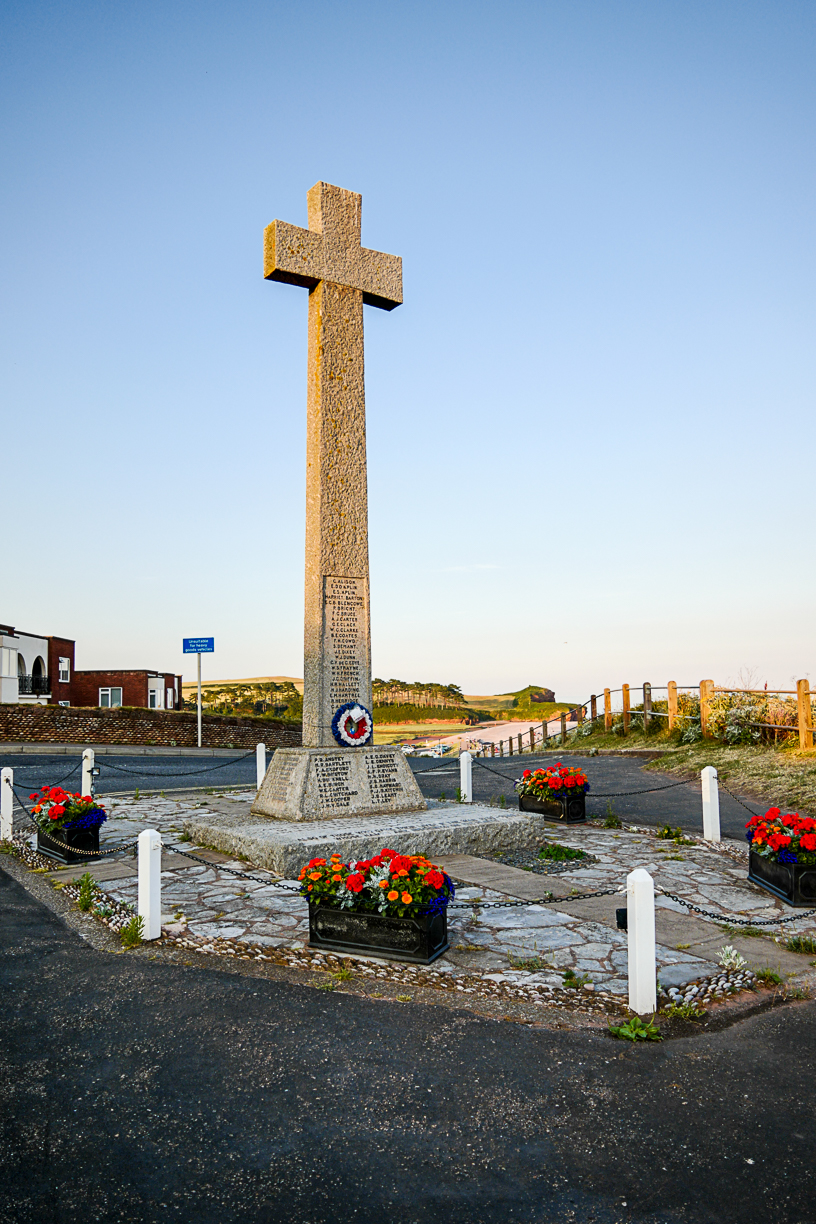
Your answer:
[307,884,314,890]
[308,871,322,880]
[397,869,409,878]
[378,880,389,888]
[401,892,412,904]
[332,873,342,881]
[387,890,399,901]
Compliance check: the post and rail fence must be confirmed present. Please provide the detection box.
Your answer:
[466,677,816,758]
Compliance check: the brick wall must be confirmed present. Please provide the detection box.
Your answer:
[0,703,302,749]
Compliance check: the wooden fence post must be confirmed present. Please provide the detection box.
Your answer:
[604,688,612,731]
[590,694,597,724]
[643,682,651,731]
[700,679,713,738]
[797,679,813,749]
[622,684,630,735]
[560,712,567,745]
[529,728,535,752]
[667,681,678,731]
[508,737,513,756]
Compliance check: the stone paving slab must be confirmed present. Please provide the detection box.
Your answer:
[24,791,815,998]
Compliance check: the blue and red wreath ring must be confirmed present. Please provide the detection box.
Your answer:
[331,702,374,747]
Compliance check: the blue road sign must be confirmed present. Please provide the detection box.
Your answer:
[183,637,214,654]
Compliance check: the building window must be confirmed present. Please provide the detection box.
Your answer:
[59,657,70,683]
[166,688,174,709]
[148,686,163,709]
[99,687,123,708]
[58,701,70,707]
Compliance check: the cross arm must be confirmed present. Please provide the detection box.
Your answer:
[264,220,402,310]
[264,221,323,289]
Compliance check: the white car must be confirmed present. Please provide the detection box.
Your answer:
[400,744,416,755]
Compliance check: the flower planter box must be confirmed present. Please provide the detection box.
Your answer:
[748,850,816,907]
[519,791,587,823]
[36,825,101,865]
[308,903,449,964]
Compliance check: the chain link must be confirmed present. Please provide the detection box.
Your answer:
[716,781,763,818]
[657,887,816,926]
[99,751,255,778]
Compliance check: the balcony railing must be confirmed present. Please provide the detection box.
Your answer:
[18,675,51,695]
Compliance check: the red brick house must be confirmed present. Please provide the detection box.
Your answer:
[0,624,181,709]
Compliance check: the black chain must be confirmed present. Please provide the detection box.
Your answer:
[658,889,816,926]
[8,761,81,788]
[589,780,693,798]
[164,844,302,890]
[448,887,621,910]
[409,759,461,775]
[98,751,255,778]
[716,781,763,818]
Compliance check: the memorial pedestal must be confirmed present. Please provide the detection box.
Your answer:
[251,745,426,822]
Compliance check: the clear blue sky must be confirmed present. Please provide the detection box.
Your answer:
[2,1,814,700]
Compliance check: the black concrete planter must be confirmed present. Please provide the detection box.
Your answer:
[519,790,587,823]
[308,903,449,964]
[36,825,101,865]
[748,850,816,907]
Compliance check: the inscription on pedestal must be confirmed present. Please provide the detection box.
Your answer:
[324,576,368,712]
[365,754,404,805]
[313,755,356,810]
[268,758,297,803]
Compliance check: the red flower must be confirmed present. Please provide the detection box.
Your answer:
[345,873,365,893]
[765,807,781,821]
[29,793,38,800]
[50,805,65,817]
[522,770,532,779]
[800,834,816,852]
[425,870,444,889]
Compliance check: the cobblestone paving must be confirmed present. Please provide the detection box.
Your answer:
[35,792,816,998]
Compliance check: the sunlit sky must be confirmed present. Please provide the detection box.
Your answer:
[3,1,814,701]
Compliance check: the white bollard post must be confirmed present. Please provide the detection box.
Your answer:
[701,765,721,842]
[82,748,94,797]
[627,868,656,1015]
[138,828,162,940]
[256,742,267,791]
[1,768,13,841]
[459,750,472,803]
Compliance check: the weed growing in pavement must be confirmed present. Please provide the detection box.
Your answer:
[317,979,337,991]
[439,791,446,801]
[508,953,550,971]
[76,872,96,912]
[664,1000,706,1021]
[455,787,467,803]
[755,967,783,985]
[603,802,622,829]
[675,943,691,950]
[657,825,695,845]
[396,995,413,1002]
[562,968,591,989]
[719,945,748,970]
[499,794,507,809]
[538,843,587,862]
[786,986,811,1000]
[786,934,816,955]
[133,788,140,801]
[608,1015,662,1042]
[333,966,353,982]
[120,914,145,949]
[720,924,765,938]
[178,832,191,842]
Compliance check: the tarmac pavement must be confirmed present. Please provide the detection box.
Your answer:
[1,863,814,1224]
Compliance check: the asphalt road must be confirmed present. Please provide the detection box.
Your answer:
[1,751,258,797]
[2,750,764,841]
[2,866,814,1224]
[409,753,761,841]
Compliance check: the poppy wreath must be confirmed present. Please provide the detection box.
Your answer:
[298,847,455,918]
[745,808,816,865]
[331,702,373,747]
[29,786,108,837]
[515,762,589,800]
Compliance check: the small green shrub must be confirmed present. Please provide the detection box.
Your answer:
[562,968,591,989]
[786,934,816,955]
[120,914,145,949]
[603,802,622,829]
[608,1015,662,1042]
[76,872,96,912]
[538,842,587,861]
[755,967,782,985]
[664,1001,705,1021]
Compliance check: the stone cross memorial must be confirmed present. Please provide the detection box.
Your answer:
[252,182,426,821]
